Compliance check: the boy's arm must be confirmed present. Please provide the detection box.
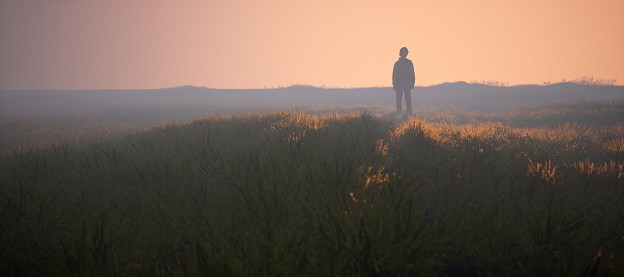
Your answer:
[409,61,416,89]
[392,62,398,91]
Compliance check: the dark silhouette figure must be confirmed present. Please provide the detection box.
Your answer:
[392,47,415,114]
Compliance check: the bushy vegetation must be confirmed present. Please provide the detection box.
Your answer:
[1,102,623,276]
[568,76,618,87]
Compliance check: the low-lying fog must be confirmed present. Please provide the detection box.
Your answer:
[1,82,623,117]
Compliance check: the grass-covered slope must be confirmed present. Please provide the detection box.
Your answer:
[1,106,623,276]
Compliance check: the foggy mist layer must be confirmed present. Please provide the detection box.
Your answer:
[1,82,623,117]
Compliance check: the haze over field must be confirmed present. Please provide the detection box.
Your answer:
[1,0,623,90]
[1,83,622,117]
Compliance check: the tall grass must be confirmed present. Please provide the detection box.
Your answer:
[1,102,623,276]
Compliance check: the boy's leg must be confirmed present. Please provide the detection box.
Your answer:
[396,90,403,111]
[405,90,412,114]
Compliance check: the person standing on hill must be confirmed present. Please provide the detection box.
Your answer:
[392,47,415,114]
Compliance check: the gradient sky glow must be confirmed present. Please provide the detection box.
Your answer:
[1,0,623,90]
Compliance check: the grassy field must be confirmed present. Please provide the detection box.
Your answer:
[1,102,623,276]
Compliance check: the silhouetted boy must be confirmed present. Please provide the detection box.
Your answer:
[393,47,415,114]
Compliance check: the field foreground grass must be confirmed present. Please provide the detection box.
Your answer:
[1,102,623,276]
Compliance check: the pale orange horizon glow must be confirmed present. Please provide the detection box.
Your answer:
[1,0,623,90]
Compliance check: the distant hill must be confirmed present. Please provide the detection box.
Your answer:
[415,82,624,110]
[1,82,623,116]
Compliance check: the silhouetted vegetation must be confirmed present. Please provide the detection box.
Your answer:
[568,76,618,87]
[1,102,623,276]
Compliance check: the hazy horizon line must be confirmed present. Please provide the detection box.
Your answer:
[2,79,622,92]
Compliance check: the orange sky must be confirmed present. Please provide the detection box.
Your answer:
[1,0,623,90]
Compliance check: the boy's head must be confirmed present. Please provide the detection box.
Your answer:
[399,47,409,58]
